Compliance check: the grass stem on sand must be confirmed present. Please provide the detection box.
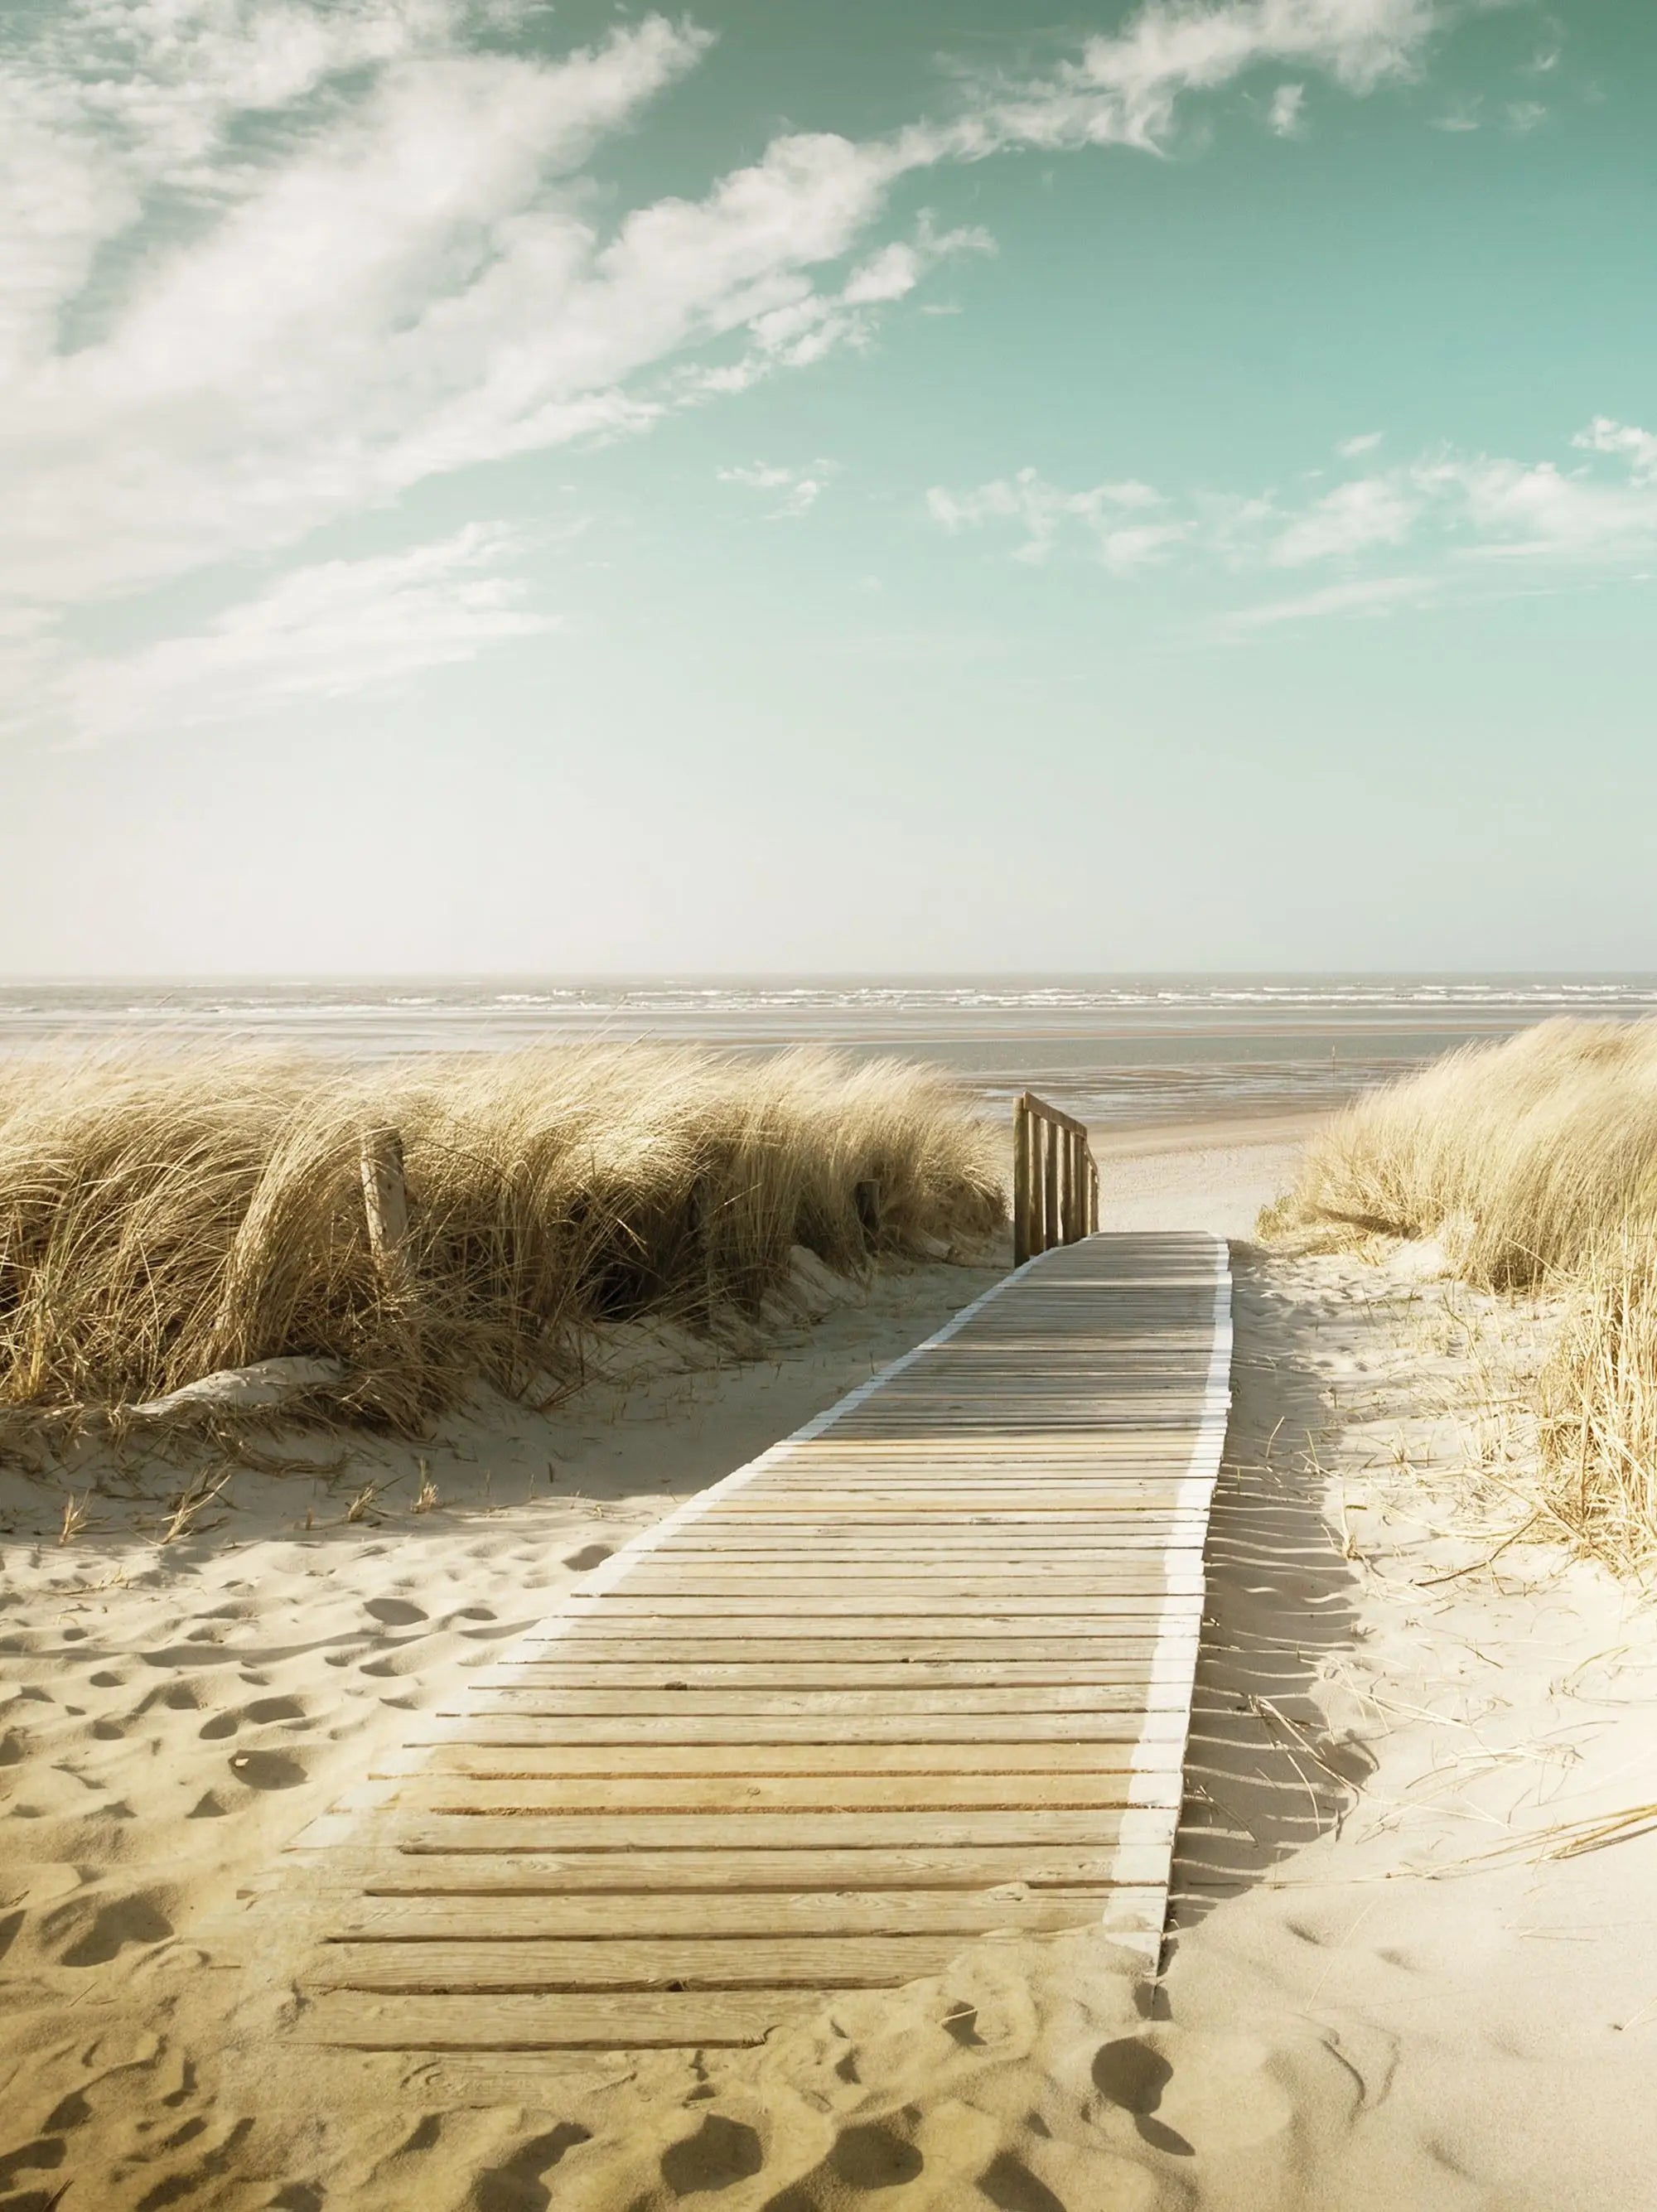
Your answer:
[0,1041,1003,1435]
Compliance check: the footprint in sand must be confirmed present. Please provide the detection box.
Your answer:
[827,2119,925,2190]
[563,1544,613,1572]
[1091,2040,1194,2156]
[200,1693,308,1740]
[227,1749,307,1790]
[49,1886,175,1968]
[246,1694,307,1724]
[365,1597,428,1627]
[659,2113,765,2195]
[471,2122,592,2210]
[978,2149,1070,2212]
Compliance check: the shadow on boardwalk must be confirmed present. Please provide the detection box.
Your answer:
[1167,1243,1370,1941]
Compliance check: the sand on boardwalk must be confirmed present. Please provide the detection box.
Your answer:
[4,1125,1657,2210]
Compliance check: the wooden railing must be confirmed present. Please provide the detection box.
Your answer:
[1012,1093,1099,1268]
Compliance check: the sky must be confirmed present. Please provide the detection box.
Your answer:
[2,0,1654,978]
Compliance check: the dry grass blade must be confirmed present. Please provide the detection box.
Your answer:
[158,1470,234,1546]
[345,1482,381,1524]
[57,1491,89,1544]
[1447,1802,1657,1874]
[413,1458,438,1514]
[0,1040,1003,1436]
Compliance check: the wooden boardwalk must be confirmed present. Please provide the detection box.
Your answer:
[288,1230,1231,2064]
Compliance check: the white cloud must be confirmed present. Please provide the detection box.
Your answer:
[1336,429,1384,456]
[1575,417,1657,480]
[1268,82,1307,133]
[0,0,1448,733]
[1415,447,1657,562]
[1268,474,1418,563]
[928,468,1181,571]
[718,460,838,517]
[0,0,1442,616]
[974,0,1436,154]
[47,524,555,746]
[1224,572,1434,629]
[1505,99,1546,132]
[929,418,1657,606]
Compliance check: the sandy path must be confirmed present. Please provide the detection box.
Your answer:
[7,1128,1657,2209]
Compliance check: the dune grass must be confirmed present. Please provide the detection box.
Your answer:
[1261,1017,1657,1570]
[0,1042,1004,1432]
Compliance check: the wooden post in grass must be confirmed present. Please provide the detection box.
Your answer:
[360,1128,408,1279]
[855,1178,882,1253]
[688,1177,717,1331]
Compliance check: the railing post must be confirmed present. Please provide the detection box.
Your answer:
[1012,1096,1031,1268]
[1013,1094,1099,1266]
[1043,1117,1060,1253]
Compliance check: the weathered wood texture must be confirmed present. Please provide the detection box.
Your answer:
[1013,1092,1099,1265]
[287,1230,1231,2059]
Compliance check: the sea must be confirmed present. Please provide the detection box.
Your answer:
[3,975,1654,1133]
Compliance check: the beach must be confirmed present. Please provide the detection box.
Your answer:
[3,1111,1656,2209]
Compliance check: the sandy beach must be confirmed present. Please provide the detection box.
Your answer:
[4,1117,1656,2209]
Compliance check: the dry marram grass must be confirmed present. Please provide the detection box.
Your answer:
[0,1041,1002,1432]
[1262,1017,1657,1570]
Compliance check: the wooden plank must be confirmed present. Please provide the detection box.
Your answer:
[292,1843,1177,1891]
[350,1772,1179,1815]
[613,1574,1205,1593]
[333,1887,1158,1942]
[536,1610,1201,1638]
[413,1707,1186,1742]
[330,1807,1179,1852]
[401,1732,1187,1765]
[481,1664,1194,1689]
[301,1989,806,2050]
[557,1594,1204,1618]
[310,1933,1005,1992]
[456,1685,1196,1716]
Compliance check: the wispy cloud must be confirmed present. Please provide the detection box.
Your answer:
[928,418,1657,619]
[718,461,838,518]
[0,0,1450,734]
[972,0,1436,152]
[1336,430,1384,457]
[928,469,1181,571]
[1268,82,1307,134]
[44,525,555,746]
[1267,475,1418,564]
[0,0,1442,610]
[1221,572,1435,630]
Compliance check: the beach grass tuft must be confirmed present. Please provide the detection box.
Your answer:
[0,1041,1003,1432]
[1261,1017,1657,1569]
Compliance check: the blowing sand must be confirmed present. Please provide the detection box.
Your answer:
[5,1125,1657,2210]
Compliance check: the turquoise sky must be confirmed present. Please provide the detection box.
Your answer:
[2,0,1654,974]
